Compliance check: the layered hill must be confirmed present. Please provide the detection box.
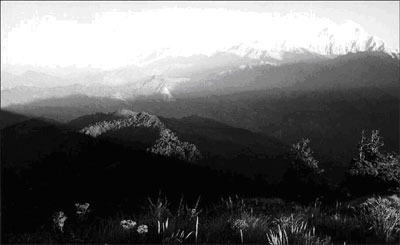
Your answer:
[2,113,273,233]
[74,109,201,162]
[2,50,398,183]
[2,51,398,108]
[70,110,291,180]
[174,51,400,96]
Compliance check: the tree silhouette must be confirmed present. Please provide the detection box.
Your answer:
[282,139,325,202]
[348,130,400,196]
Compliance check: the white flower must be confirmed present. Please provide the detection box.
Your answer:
[137,224,149,234]
[53,211,67,232]
[120,219,137,230]
[75,202,90,216]
[232,219,249,231]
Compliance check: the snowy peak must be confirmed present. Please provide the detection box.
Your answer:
[160,86,174,100]
[310,21,386,55]
[119,20,394,68]
[222,21,390,61]
[140,75,176,101]
[388,50,400,60]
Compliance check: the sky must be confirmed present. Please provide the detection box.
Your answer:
[1,1,399,70]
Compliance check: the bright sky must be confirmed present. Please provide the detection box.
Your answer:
[1,1,399,70]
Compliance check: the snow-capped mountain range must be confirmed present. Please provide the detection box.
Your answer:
[1,19,399,106]
[134,20,397,67]
[3,19,398,80]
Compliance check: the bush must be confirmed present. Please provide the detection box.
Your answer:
[282,139,326,201]
[291,139,323,174]
[360,196,400,243]
[348,130,400,196]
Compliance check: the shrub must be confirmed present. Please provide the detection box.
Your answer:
[282,139,326,201]
[147,196,172,222]
[291,139,323,174]
[230,211,270,244]
[348,130,400,196]
[310,202,366,244]
[360,196,400,243]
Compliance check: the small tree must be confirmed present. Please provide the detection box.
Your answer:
[348,130,400,196]
[290,138,324,175]
[283,139,325,201]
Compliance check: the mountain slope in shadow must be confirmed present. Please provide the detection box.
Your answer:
[69,110,291,181]
[173,51,399,96]
[0,110,32,129]
[70,109,202,162]
[1,113,271,233]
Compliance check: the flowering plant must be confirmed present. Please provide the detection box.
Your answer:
[53,211,67,232]
[232,219,249,231]
[232,218,249,244]
[75,203,90,220]
[120,220,137,230]
[137,224,149,234]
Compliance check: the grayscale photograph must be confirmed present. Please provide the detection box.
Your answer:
[1,1,399,244]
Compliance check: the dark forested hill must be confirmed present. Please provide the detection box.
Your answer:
[1,114,273,234]
[67,110,291,181]
[2,51,398,181]
[131,88,399,169]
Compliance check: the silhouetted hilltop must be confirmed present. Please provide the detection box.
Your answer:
[75,110,201,162]
[69,110,292,181]
[0,110,31,129]
[1,117,89,169]
[1,114,272,234]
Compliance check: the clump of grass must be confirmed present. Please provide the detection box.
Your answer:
[222,195,247,215]
[6,195,400,244]
[360,196,400,243]
[163,229,193,244]
[267,214,331,245]
[147,196,172,222]
[311,200,370,244]
[142,195,202,244]
[266,225,288,245]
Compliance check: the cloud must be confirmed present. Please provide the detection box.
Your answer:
[1,8,380,69]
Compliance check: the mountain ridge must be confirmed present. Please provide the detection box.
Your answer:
[79,110,202,162]
[72,110,292,181]
[2,51,398,107]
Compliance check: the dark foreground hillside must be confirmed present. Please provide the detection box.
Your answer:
[1,110,399,244]
[68,110,291,181]
[3,194,400,244]
[1,113,271,233]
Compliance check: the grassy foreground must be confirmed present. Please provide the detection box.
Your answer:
[4,195,400,244]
